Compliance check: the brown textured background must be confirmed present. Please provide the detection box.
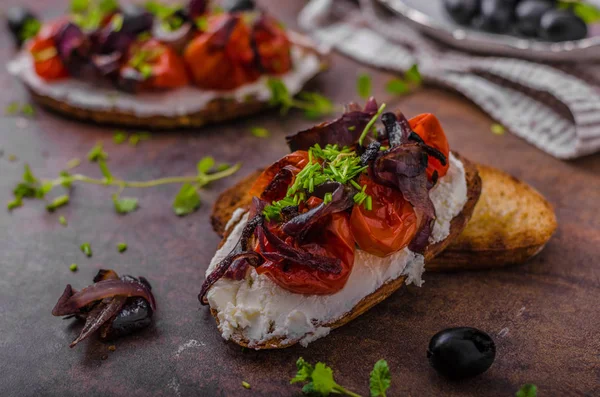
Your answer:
[0,1,599,396]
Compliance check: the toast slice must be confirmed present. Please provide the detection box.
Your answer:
[428,164,557,270]
[9,34,328,129]
[208,153,482,349]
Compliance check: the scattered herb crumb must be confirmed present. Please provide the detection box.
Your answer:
[80,242,92,257]
[491,123,506,135]
[385,65,422,96]
[8,154,17,162]
[173,183,201,216]
[7,196,23,210]
[87,143,108,162]
[46,195,70,212]
[516,384,537,397]
[357,73,372,99]
[66,158,81,169]
[251,127,270,138]
[385,79,409,95]
[128,134,141,146]
[113,130,127,144]
[21,104,35,117]
[117,242,128,253]
[267,78,335,119]
[59,216,68,226]
[69,263,78,272]
[216,163,230,171]
[5,101,20,115]
[404,64,422,84]
[5,102,35,117]
[108,345,116,352]
[113,195,139,214]
[242,381,251,389]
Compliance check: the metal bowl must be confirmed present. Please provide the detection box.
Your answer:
[377,0,600,62]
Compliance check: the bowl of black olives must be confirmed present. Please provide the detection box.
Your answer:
[378,0,600,61]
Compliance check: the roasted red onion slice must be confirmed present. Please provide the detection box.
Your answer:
[55,22,94,78]
[152,22,193,53]
[52,270,156,347]
[187,0,208,19]
[286,98,379,152]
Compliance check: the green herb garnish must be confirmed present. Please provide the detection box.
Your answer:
[117,242,128,253]
[558,1,600,23]
[67,158,81,169]
[385,79,409,95]
[357,73,372,99]
[369,360,391,397]
[87,143,108,162]
[46,195,70,211]
[291,358,361,397]
[59,216,68,226]
[71,0,119,31]
[5,101,20,115]
[69,263,78,272]
[516,384,537,397]
[251,127,270,138]
[19,18,41,42]
[80,242,92,257]
[113,130,127,144]
[491,123,506,135]
[358,103,386,146]
[267,78,335,119]
[173,183,201,216]
[113,195,139,214]
[241,381,251,389]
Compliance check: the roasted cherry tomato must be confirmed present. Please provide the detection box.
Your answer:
[122,39,189,90]
[249,151,310,199]
[253,15,292,75]
[256,208,355,295]
[184,15,257,90]
[28,20,69,81]
[350,174,417,257]
[409,113,450,180]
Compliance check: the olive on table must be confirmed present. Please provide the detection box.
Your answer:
[473,0,517,33]
[539,9,588,41]
[6,6,39,47]
[427,327,496,379]
[444,0,481,26]
[515,0,555,37]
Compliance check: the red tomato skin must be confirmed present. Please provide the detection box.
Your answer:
[409,113,450,179]
[28,20,69,81]
[350,175,418,257]
[249,151,310,199]
[254,16,292,75]
[256,211,355,295]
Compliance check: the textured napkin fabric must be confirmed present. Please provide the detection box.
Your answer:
[299,0,600,159]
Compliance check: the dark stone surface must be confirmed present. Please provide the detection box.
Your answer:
[0,1,598,396]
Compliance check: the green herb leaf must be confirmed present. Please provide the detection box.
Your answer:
[311,363,336,395]
[69,263,78,272]
[59,216,68,226]
[66,158,81,169]
[5,101,20,115]
[385,79,409,95]
[491,123,506,135]
[197,156,215,174]
[80,242,92,257]
[117,242,128,253]
[87,143,108,162]
[251,127,270,138]
[23,164,38,184]
[195,16,208,30]
[357,73,372,99]
[71,0,89,13]
[291,358,315,384]
[128,134,141,146]
[516,384,537,397]
[297,92,335,120]
[59,171,73,188]
[216,163,231,172]
[98,160,112,181]
[369,360,391,397]
[267,78,293,113]
[404,64,422,84]
[241,381,251,389]
[172,183,201,216]
[46,195,70,212]
[21,103,35,117]
[7,196,23,210]
[113,130,128,144]
[113,195,139,214]
[19,18,41,42]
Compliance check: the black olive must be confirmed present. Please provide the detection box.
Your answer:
[515,0,555,37]
[120,4,154,35]
[539,9,587,42]
[6,6,39,46]
[473,0,517,33]
[224,0,256,13]
[444,0,481,26]
[106,297,154,339]
[427,327,496,379]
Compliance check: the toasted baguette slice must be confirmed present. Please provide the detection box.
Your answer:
[9,35,327,129]
[428,164,557,271]
[208,153,482,349]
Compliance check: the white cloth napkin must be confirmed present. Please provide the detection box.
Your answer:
[299,0,600,159]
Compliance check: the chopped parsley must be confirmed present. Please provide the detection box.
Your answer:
[113,130,127,144]
[80,242,92,257]
[241,381,251,389]
[113,195,139,214]
[263,143,372,221]
[71,0,119,31]
[46,195,70,212]
[251,127,270,138]
[5,101,36,117]
[516,384,537,397]
[291,358,361,397]
[66,158,81,169]
[117,242,128,253]
[69,263,78,272]
[59,216,68,226]
[19,18,41,42]
[357,73,372,99]
[491,123,506,135]
[87,143,108,162]
[385,79,409,95]
[145,1,185,31]
[385,64,422,96]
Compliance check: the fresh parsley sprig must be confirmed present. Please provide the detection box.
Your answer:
[291,358,391,397]
[7,147,241,217]
[267,78,335,120]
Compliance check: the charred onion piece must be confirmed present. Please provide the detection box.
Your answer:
[52,270,156,347]
[360,141,381,166]
[199,213,265,305]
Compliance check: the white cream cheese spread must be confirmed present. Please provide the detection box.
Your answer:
[206,154,467,348]
[7,45,321,117]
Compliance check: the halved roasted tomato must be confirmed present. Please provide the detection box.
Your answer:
[28,20,69,81]
[350,174,418,257]
[253,15,292,75]
[409,113,450,179]
[249,150,310,200]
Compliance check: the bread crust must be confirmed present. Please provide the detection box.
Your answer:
[208,153,482,349]
[19,38,328,129]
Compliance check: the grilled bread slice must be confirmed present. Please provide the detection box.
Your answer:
[208,153,482,349]
[428,164,557,271]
